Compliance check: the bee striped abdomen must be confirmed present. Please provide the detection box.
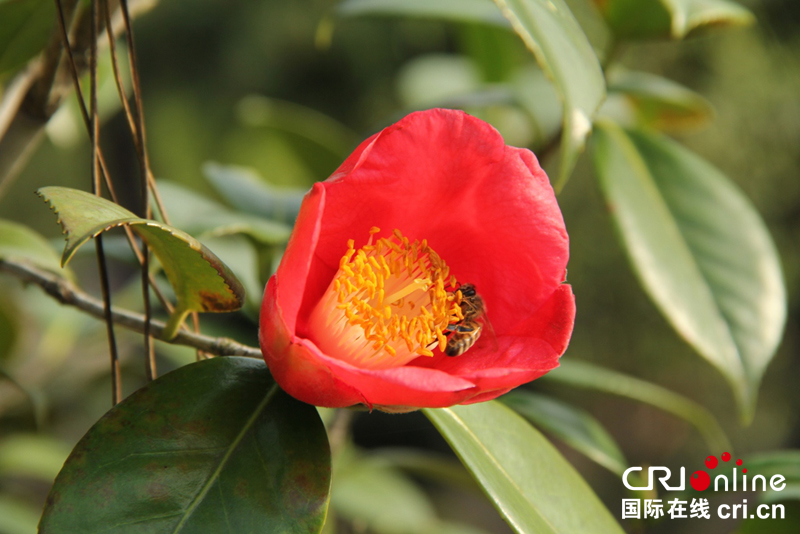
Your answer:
[444,320,482,356]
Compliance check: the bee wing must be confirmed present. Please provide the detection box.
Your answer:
[479,313,499,352]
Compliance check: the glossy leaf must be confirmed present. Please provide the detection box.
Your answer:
[203,162,306,224]
[600,70,714,132]
[541,359,731,453]
[37,186,245,339]
[0,219,69,278]
[591,0,754,39]
[0,0,55,77]
[492,0,606,190]
[591,123,786,422]
[155,180,292,245]
[337,0,510,27]
[424,401,623,534]
[39,357,331,534]
[501,391,627,476]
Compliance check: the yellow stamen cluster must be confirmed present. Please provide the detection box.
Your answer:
[308,227,463,370]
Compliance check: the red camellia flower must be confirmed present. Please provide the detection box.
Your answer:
[259,108,575,412]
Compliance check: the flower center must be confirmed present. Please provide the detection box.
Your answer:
[308,227,464,369]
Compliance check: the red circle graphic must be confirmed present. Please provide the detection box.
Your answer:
[690,470,711,491]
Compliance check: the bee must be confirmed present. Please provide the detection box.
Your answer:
[445,283,494,357]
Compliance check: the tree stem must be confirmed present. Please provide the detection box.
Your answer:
[0,258,263,359]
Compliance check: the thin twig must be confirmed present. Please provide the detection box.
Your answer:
[119,0,156,380]
[87,0,122,404]
[53,0,174,319]
[101,0,156,380]
[0,259,263,359]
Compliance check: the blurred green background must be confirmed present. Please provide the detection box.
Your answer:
[1,0,799,532]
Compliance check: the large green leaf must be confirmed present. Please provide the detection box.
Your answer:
[541,359,731,453]
[591,0,754,39]
[600,70,714,132]
[0,0,55,77]
[337,0,510,27]
[39,357,331,533]
[501,390,628,476]
[424,401,623,534]
[336,0,605,189]
[591,122,786,422]
[37,186,245,339]
[492,0,606,190]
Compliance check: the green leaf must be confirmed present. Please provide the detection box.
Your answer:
[512,65,562,148]
[155,180,292,245]
[0,434,71,482]
[591,122,786,422]
[203,162,306,224]
[336,0,605,189]
[0,0,55,77]
[424,401,623,534]
[492,0,606,190]
[591,0,754,40]
[200,235,263,316]
[0,495,41,534]
[396,54,482,109]
[500,391,628,476]
[337,0,511,27]
[37,186,245,339]
[600,70,715,132]
[741,451,800,504]
[39,357,331,534]
[369,448,478,490]
[0,219,69,278]
[541,359,731,453]
[663,0,755,38]
[235,95,360,158]
[332,456,438,534]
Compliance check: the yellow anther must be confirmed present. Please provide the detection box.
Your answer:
[308,227,463,370]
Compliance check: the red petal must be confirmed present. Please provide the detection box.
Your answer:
[260,109,575,410]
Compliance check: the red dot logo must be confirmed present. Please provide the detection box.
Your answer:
[705,455,718,469]
[690,470,711,491]
[736,459,743,466]
[721,452,731,462]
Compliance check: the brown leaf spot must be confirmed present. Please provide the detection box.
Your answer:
[198,290,234,312]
